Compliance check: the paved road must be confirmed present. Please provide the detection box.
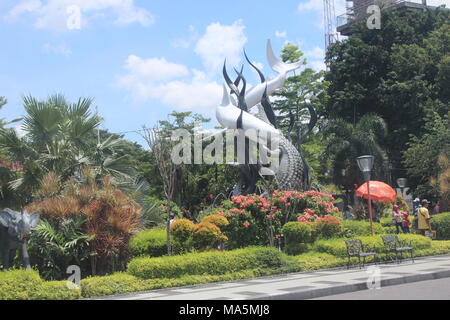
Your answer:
[314,277,450,300]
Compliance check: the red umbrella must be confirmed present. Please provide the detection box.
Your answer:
[355,181,396,203]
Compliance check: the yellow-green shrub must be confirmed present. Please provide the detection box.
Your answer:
[127,246,297,279]
[0,269,80,300]
[129,228,167,257]
[200,214,229,228]
[170,218,196,243]
[313,216,343,239]
[314,234,432,257]
[193,222,227,250]
[294,252,346,271]
[431,212,450,240]
[341,220,384,236]
[282,222,313,255]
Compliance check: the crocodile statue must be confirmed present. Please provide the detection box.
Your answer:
[216,40,316,195]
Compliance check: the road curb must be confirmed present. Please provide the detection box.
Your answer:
[253,269,450,300]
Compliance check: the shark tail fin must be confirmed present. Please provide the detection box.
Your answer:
[266,39,303,74]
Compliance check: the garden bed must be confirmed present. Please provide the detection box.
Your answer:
[1,237,450,300]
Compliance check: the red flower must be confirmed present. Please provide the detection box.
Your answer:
[243,221,250,228]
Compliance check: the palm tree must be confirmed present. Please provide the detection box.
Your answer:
[0,94,135,203]
[323,113,389,189]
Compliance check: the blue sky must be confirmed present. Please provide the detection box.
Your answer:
[0,0,448,146]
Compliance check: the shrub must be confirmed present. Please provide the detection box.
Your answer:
[381,217,394,227]
[193,222,227,250]
[313,216,342,239]
[294,252,346,271]
[341,220,384,236]
[282,222,313,255]
[0,269,80,300]
[220,190,341,248]
[26,175,141,277]
[127,246,297,279]
[129,228,167,257]
[314,234,433,258]
[81,273,147,298]
[431,212,450,240]
[81,268,296,299]
[200,214,229,228]
[170,219,196,243]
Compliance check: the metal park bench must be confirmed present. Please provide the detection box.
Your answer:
[381,234,414,263]
[344,239,377,269]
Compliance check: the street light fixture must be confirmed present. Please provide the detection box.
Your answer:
[357,155,375,235]
[397,178,407,198]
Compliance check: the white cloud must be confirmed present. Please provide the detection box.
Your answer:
[297,0,346,29]
[5,0,154,30]
[195,20,247,75]
[148,70,222,112]
[42,43,72,56]
[171,25,198,49]
[116,55,221,113]
[275,30,287,38]
[304,46,324,60]
[116,20,249,114]
[118,55,189,84]
[309,60,326,71]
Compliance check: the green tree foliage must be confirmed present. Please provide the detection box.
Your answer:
[0,95,136,203]
[324,9,450,178]
[403,111,450,200]
[144,111,239,220]
[0,96,24,208]
[323,114,388,189]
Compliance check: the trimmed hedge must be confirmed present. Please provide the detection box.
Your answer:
[282,222,313,255]
[314,234,433,258]
[431,212,450,240]
[129,228,167,257]
[341,220,384,236]
[0,269,80,300]
[127,246,297,279]
[81,269,281,298]
[295,252,346,271]
[2,239,450,299]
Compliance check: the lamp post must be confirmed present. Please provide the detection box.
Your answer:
[357,155,375,235]
[397,178,407,198]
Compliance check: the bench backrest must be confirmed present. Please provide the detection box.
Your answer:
[381,234,399,249]
[345,239,363,255]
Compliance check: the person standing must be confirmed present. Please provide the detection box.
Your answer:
[412,198,421,230]
[392,205,403,234]
[433,201,441,215]
[418,199,432,236]
[402,211,411,233]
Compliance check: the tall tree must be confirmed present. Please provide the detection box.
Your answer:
[323,114,388,190]
[324,9,449,181]
[0,94,135,203]
[403,111,450,202]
